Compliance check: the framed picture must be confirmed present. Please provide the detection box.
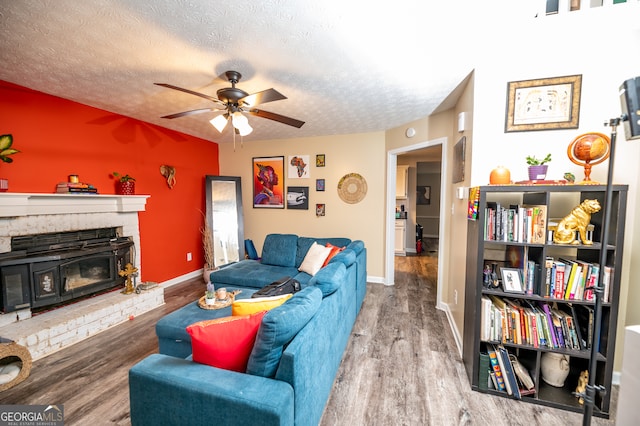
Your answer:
[316,203,325,217]
[416,186,430,205]
[316,154,325,167]
[286,186,309,210]
[501,268,524,293]
[452,136,465,183]
[316,178,325,191]
[505,74,582,132]
[288,155,310,178]
[253,156,285,208]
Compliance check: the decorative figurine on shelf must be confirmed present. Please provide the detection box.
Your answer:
[564,172,576,184]
[575,369,589,405]
[553,199,601,245]
[483,264,492,287]
[119,263,138,295]
[489,262,500,289]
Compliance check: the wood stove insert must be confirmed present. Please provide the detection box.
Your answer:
[0,228,133,313]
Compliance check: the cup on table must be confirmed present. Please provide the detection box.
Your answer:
[215,287,227,301]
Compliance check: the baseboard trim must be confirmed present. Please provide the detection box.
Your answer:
[162,269,203,288]
[441,302,463,358]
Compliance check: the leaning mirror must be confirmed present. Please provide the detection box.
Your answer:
[205,176,244,268]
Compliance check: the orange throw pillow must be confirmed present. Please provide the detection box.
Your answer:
[186,311,267,372]
[323,243,345,266]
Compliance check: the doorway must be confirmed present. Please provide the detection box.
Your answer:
[385,137,447,307]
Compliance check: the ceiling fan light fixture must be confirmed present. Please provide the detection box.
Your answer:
[237,122,253,136]
[210,114,228,132]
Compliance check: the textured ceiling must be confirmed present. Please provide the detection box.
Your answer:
[0,0,503,144]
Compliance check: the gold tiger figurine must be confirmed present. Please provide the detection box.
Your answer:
[553,199,601,245]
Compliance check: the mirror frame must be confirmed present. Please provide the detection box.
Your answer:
[205,175,245,267]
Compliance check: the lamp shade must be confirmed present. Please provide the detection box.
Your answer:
[210,115,228,133]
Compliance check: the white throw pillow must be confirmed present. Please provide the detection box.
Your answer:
[298,242,332,276]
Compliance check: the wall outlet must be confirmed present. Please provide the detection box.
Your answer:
[454,289,458,305]
[186,252,192,261]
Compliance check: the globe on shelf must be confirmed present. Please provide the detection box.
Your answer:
[567,132,610,184]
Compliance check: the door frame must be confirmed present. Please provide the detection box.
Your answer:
[385,137,448,308]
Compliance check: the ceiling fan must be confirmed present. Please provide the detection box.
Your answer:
[155,70,305,136]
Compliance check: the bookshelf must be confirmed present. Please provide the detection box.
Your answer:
[462,184,628,418]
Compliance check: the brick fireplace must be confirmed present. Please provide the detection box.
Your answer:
[0,193,164,360]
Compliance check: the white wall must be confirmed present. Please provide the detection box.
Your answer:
[471,4,640,372]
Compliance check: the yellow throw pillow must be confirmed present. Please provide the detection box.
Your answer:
[232,293,293,316]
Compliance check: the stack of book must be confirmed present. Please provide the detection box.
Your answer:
[484,202,547,244]
[56,182,98,194]
[481,295,593,351]
[486,344,535,399]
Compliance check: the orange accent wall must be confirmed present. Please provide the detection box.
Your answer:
[0,81,220,283]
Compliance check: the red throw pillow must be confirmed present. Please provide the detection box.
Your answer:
[186,311,267,372]
[323,243,345,266]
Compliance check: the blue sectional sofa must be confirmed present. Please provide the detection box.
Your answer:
[129,234,367,426]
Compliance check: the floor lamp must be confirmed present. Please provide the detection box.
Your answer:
[582,76,640,426]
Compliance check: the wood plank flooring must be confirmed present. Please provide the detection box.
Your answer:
[1,251,618,425]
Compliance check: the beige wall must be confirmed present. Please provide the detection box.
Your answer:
[218,132,386,281]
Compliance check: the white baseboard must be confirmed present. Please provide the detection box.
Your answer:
[161,269,204,287]
[441,302,463,358]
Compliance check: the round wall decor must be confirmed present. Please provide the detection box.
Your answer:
[337,173,367,204]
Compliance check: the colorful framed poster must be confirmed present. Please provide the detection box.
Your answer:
[316,178,325,191]
[316,203,326,217]
[288,155,310,178]
[253,156,285,208]
[316,154,325,167]
[287,186,309,210]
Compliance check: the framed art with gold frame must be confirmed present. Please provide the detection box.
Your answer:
[505,74,582,132]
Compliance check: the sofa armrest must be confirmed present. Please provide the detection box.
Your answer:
[129,354,294,426]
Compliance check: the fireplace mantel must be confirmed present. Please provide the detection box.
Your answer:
[0,193,150,217]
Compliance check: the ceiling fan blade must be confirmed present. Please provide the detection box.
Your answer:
[154,83,223,105]
[247,108,305,128]
[240,88,287,107]
[161,108,216,119]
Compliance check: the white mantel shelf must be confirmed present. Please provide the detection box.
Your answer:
[0,193,150,217]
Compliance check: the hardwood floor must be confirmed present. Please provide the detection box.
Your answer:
[1,250,618,425]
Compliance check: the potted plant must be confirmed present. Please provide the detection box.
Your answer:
[0,134,20,191]
[526,153,552,180]
[205,282,216,305]
[112,172,136,195]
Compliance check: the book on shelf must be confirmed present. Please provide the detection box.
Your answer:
[493,344,514,396]
[483,203,547,244]
[479,352,491,391]
[496,344,521,399]
[56,182,98,193]
[486,346,507,392]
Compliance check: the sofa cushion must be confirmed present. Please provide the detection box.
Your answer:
[295,237,352,267]
[307,262,347,297]
[246,287,322,378]
[261,234,299,267]
[346,240,365,255]
[323,243,345,267]
[298,242,332,276]
[186,311,266,372]
[327,248,356,268]
[231,294,292,316]
[210,260,299,289]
